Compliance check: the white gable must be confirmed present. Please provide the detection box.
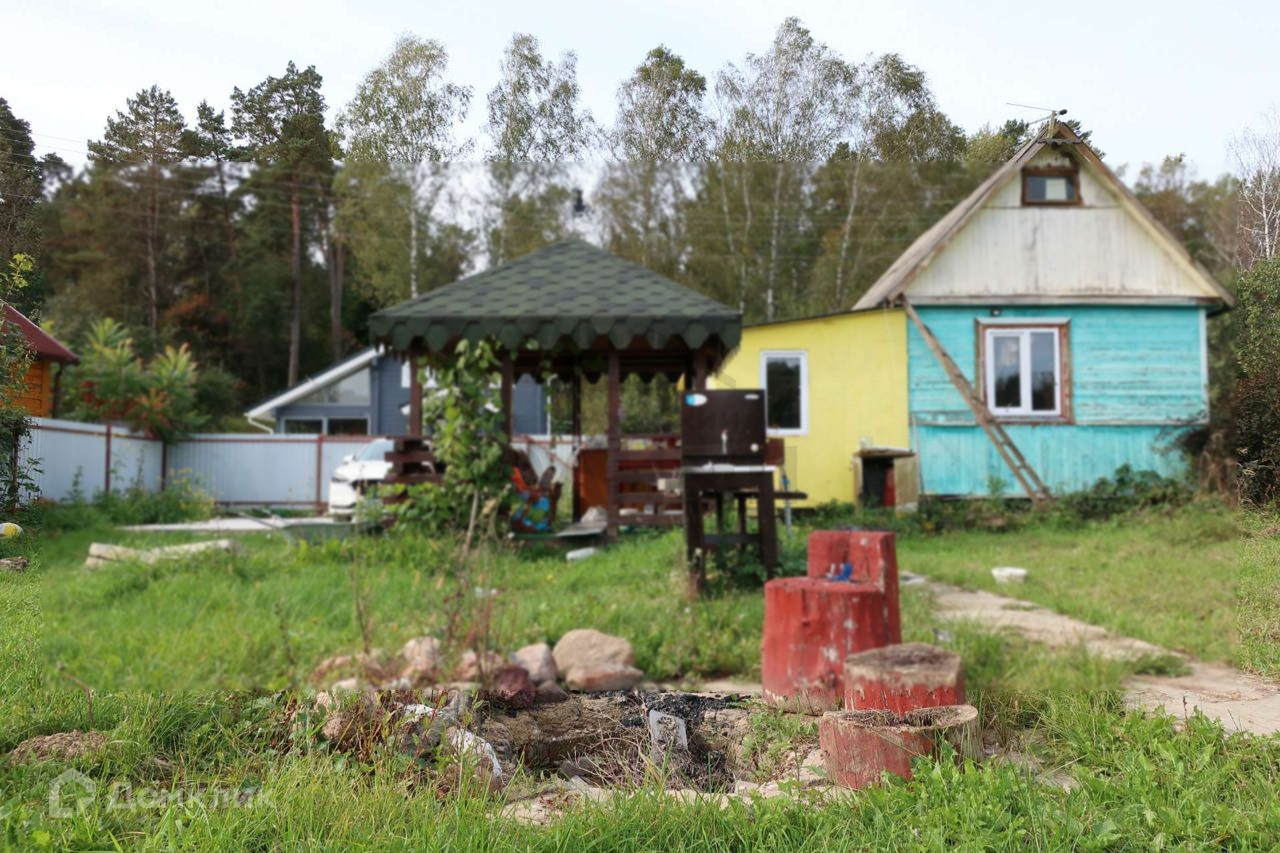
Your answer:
[902,147,1224,305]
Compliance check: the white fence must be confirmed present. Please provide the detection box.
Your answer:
[21,418,370,509]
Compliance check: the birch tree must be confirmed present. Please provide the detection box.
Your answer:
[705,17,859,320]
[1232,108,1280,267]
[338,34,473,305]
[482,33,597,266]
[596,46,711,273]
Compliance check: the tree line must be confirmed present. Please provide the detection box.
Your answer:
[0,18,1270,443]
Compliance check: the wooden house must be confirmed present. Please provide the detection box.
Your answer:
[3,305,78,418]
[719,120,1233,503]
[245,346,548,436]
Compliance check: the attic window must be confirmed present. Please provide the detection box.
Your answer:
[1022,168,1079,205]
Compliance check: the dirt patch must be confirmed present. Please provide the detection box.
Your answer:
[10,731,107,763]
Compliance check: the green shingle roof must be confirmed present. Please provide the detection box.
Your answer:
[368,240,741,354]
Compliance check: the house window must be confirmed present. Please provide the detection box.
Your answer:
[300,370,370,405]
[283,418,323,434]
[326,418,369,436]
[982,326,1065,418]
[1022,168,1079,205]
[761,351,807,435]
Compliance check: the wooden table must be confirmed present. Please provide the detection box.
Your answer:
[682,465,778,593]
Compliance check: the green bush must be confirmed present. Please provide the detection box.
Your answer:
[29,470,215,532]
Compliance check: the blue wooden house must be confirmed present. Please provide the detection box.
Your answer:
[852,120,1234,497]
[246,347,548,437]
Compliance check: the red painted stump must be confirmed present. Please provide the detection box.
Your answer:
[843,643,965,714]
[819,705,979,790]
[805,531,901,644]
[761,578,895,713]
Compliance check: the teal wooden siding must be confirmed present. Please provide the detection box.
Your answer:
[909,305,1207,495]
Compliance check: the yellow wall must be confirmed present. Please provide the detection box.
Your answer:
[714,309,908,506]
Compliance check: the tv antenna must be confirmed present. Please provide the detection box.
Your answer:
[1006,103,1069,127]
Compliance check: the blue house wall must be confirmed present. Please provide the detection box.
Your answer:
[273,353,547,437]
[909,305,1207,496]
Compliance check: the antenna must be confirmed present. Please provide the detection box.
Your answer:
[1006,102,1069,118]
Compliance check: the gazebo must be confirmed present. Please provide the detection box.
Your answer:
[367,240,742,537]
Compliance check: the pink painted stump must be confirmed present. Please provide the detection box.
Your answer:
[843,643,965,714]
[819,705,980,790]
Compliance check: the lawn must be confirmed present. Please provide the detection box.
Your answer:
[896,503,1239,661]
[1239,511,1280,678]
[26,505,1237,693]
[2,500,1278,851]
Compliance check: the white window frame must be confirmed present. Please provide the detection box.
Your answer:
[982,326,1063,418]
[760,350,809,436]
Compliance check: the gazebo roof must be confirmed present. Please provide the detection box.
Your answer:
[368,240,741,356]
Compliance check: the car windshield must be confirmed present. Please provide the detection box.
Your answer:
[357,439,395,462]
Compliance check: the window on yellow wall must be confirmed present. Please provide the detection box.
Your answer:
[760,351,807,435]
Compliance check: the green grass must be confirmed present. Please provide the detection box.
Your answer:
[896,503,1239,661]
[3,690,1279,851]
[1238,511,1280,678]
[25,503,1243,693]
[3,503,1280,850]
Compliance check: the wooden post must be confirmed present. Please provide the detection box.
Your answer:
[693,354,708,391]
[606,353,621,538]
[500,354,515,440]
[571,371,582,521]
[408,350,423,437]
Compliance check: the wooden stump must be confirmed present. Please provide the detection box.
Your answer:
[819,705,979,789]
[843,643,964,714]
[761,577,894,713]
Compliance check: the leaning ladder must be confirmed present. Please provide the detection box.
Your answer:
[902,301,1052,505]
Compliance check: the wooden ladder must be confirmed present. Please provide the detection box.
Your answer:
[903,301,1052,504]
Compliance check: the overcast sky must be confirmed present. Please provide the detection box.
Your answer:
[5,0,1278,180]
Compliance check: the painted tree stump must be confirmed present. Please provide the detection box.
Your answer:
[761,578,894,713]
[805,530,901,643]
[819,705,980,789]
[843,643,964,714]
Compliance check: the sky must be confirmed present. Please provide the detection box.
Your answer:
[4,0,1279,180]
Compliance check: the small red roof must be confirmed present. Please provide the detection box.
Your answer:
[3,305,79,364]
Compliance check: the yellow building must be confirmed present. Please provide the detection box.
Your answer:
[715,308,911,507]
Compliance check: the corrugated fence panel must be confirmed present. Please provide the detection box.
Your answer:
[167,435,370,506]
[22,419,162,501]
[22,420,373,508]
[111,432,164,493]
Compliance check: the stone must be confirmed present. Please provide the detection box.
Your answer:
[10,731,106,763]
[512,643,557,684]
[330,677,359,695]
[564,663,644,692]
[401,636,441,671]
[536,680,570,704]
[311,654,353,684]
[490,665,537,709]
[457,650,505,682]
[552,629,635,677]
[0,556,28,572]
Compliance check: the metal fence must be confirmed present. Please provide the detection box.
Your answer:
[21,418,370,510]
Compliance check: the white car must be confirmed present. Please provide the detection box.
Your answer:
[328,438,396,517]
